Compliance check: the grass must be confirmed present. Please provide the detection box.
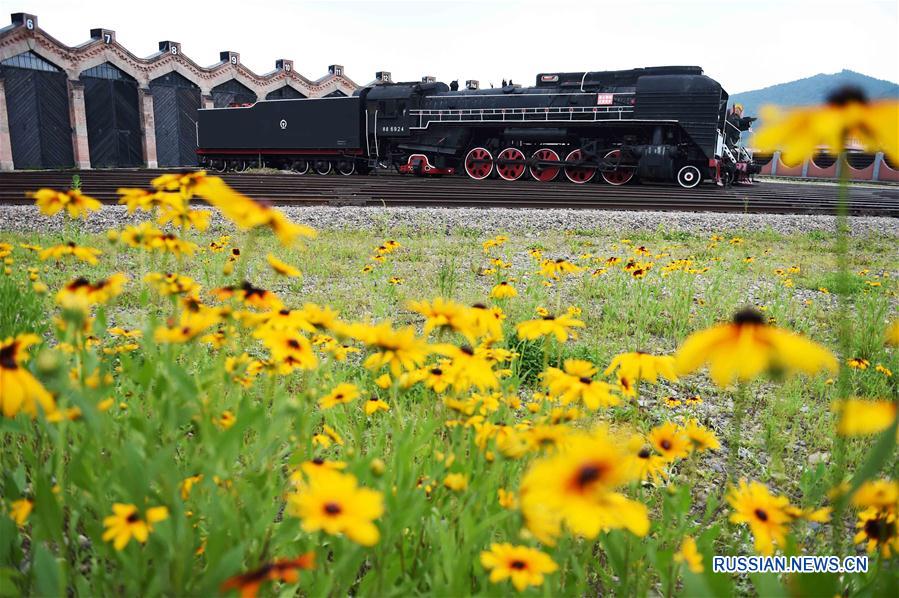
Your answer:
[0,213,897,597]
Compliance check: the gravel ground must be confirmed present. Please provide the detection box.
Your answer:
[0,204,896,237]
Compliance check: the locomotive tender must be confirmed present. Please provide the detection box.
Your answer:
[196,65,756,188]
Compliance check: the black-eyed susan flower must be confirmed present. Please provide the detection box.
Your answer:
[543,359,620,410]
[674,536,704,573]
[312,423,344,448]
[727,480,793,555]
[266,253,301,277]
[479,543,558,592]
[753,87,899,165]
[9,498,33,526]
[627,435,668,484]
[854,508,899,557]
[39,242,102,264]
[833,398,896,438]
[318,383,360,409]
[30,188,101,218]
[851,479,898,512]
[434,345,499,392]
[1,334,57,419]
[498,488,518,510]
[286,469,383,546]
[685,394,703,406]
[443,473,468,492]
[604,351,678,389]
[491,282,517,299]
[348,321,431,376]
[847,357,870,370]
[675,308,837,388]
[423,364,453,393]
[144,272,199,297]
[663,396,682,408]
[364,396,389,415]
[213,282,283,311]
[517,313,585,343]
[56,274,127,311]
[649,422,691,462]
[220,552,315,598]
[102,503,169,550]
[875,364,893,377]
[683,419,720,452]
[519,427,648,544]
[886,321,899,346]
[156,203,211,232]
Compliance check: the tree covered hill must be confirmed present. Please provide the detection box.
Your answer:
[730,69,898,119]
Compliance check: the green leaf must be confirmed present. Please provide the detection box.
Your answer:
[848,419,898,496]
[751,572,787,597]
[32,544,63,597]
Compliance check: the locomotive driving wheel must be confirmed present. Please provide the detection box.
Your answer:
[676,165,702,188]
[314,160,333,175]
[529,148,561,182]
[290,159,309,175]
[600,149,634,185]
[464,147,494,180]
[337,160,356,176]
[564,149,595,184]
[496,147,526,181]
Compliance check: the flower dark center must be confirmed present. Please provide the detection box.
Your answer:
[323,502,342,515]
[460,346,474,356]
[472,303,487,310]
[661,439,672,450]
[312,458,325,465]
[574,463,606,489]
[0,343,18,370]
[510,560,527,570]
[733,308,765,326]
[431,367,443,376]
[826,85,868,106]
[542,315,556,321]
[864,517,894,542]
[579,377,592,384]
[754,508,769,522]
[638,448,651,459]
[287,339,301,349]
[126,512,141,523]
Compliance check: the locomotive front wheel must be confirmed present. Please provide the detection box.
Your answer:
[314,160,333,175]
[529,148,561,182]
[291,160,309,175]
[464,147,494,180]
[211,159,227,173]
[564,149,595,184]
[601,149,634,186]
[676,165,702,188]
[231,160,248,173]
[496,148,527,181]
[337,160,356,176]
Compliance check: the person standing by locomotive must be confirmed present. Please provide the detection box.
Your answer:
[726,103,756,147]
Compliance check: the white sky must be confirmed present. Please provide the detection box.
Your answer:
[10,0,899,93]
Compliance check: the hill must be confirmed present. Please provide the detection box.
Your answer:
[730,69,899,118]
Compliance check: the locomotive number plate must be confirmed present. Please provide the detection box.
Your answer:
[596,93,613,105]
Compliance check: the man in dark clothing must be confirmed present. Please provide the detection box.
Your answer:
[450,80,459,91]
[725,104,756,146]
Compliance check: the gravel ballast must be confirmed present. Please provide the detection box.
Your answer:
[0,205,895,237]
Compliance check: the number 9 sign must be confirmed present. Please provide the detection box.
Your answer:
[230,55,237,65]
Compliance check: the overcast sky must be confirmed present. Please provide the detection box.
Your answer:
[10,0,899,93]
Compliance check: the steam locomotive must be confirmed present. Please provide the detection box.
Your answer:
[196,66,758,188]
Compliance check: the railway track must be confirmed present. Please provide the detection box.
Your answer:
[1,170,897,216]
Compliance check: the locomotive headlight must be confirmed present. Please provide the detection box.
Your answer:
[279,119,288,130]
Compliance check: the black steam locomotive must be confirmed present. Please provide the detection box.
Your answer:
[196,66,757,187]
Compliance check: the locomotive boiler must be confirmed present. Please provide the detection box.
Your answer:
[196,66,757,188]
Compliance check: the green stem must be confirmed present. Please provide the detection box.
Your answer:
[728,383,750,483]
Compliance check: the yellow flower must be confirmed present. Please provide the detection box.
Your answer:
[102,503,169,550]
[348,321,431,376]
[156,203,211,231]
[267,253,302,277]
[727,480,793,555]
[851,480,899,512]
[752,88,899,165]
[443,473,468,492]
[604,351,678,386]
[9,498,33,526]
[1,334,57,419]
[214,410,237,430]
[364,396,389,415]
[847,357,870,370]
[144,272,199,297]
[318,383,360,409]
[55,274,127,311]
[220,553,315,598]
[312,424,344,448]
[498,488,518,510]
[480,543,558,592]
[180,474,203,500]
[433,344,499,392]
[853,508,899,557]
[674,536,704,573]
[516,313,585,343]
[30,188,101,218]
[886,320,899,346]
[683,419,720,452]
[875,364,893,377]
[39,242,102,264]
[627,435,669,484]
[490,282,517,299]
[675,308,837,388]
[286,469,383,546]
[648,422,691,462]
[543,359,620,409]
[833,399,897,437]
[519,427,648,544]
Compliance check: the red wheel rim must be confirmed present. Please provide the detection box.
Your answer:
[601,149,634,185]
[529,148,560,182]
[564,149,595,184]
[464,147,493,180]
[496,148,526,181]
